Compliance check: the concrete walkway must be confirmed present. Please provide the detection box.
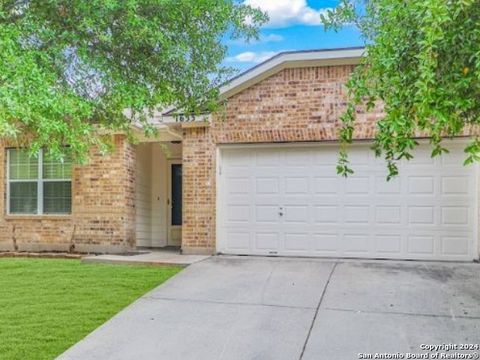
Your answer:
[59,257,480,360]
[82,249,210,267]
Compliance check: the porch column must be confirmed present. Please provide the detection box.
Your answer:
[181,123,216,255]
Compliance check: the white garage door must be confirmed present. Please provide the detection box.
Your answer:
[217,142,478,261]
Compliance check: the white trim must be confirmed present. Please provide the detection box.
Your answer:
[6,149,10,216]
[474,162,480,259]
[37,149,43,214]
[215,147,222,254]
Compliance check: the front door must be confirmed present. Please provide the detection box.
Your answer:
[168,162,182,246]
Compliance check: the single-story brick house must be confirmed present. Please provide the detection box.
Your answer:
[1,47,478,261]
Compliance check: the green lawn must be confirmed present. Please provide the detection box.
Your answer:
[0,258,181,360]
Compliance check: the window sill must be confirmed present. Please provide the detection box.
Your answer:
[5,214,72,221]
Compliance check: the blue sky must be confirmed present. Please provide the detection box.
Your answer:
[223,0,363,72]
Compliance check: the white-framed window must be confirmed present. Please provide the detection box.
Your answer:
[7,149,72,215]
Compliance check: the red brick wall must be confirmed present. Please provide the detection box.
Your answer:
[0,135,136,253]
[181,65,383,254]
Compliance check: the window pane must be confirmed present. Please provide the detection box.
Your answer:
[43,153,72,179]
[10,182,38,214]
[8,149,38,180]
[43,181,72,214]
[171,164,182,226]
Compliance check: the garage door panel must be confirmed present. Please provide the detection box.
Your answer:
[255,232,280,250]
[283,205,309,223]
[313,177,339,193]
[343,234,370,254]
[314,205,340,224]
[344,206,370,224]
[255,177,280,194]
[284,148,313,165]
[374,235,402,254]
[441,236,470,256]
[224,190,250,202]
[255,149,282,166]
[441,176,471,195]
[408,206,436,225]
[313,149,338,165]
[403,147,436,165]
[408,176,436,194]
[284,233,310,251]
[441,147,468,165]
[255,205,280,223]
[284,177,310,194]
[407,235,436,255]
[225,231,251,251]
[218,144,477,260]
[375,177,402,194]
[441,206,470,225]
[345,177,371,194]
[226,205,250,223]
[345,147,372,164]
[375,206,402,224]
[224,178,251,197]
[313,233,340,253]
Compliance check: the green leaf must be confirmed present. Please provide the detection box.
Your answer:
[322,0,480,177]
[0,0,267,162]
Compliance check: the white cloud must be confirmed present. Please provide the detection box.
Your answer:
[226,51,279,64]
[229,33,284,45]
[262,34,284,42]
[245,0,329,27]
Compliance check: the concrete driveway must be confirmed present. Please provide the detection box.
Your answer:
[59,257,480,360]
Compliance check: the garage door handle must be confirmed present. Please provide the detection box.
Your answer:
[279,212,283,216]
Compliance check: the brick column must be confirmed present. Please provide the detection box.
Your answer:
[181,123,216,255]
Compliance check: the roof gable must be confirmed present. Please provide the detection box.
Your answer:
[219,47,364,99]
[160,47,364,121]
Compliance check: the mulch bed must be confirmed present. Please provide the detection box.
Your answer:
[0,252,82,259]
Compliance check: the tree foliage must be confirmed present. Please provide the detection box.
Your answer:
[322,0,480,178]
[0,0,266,161]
